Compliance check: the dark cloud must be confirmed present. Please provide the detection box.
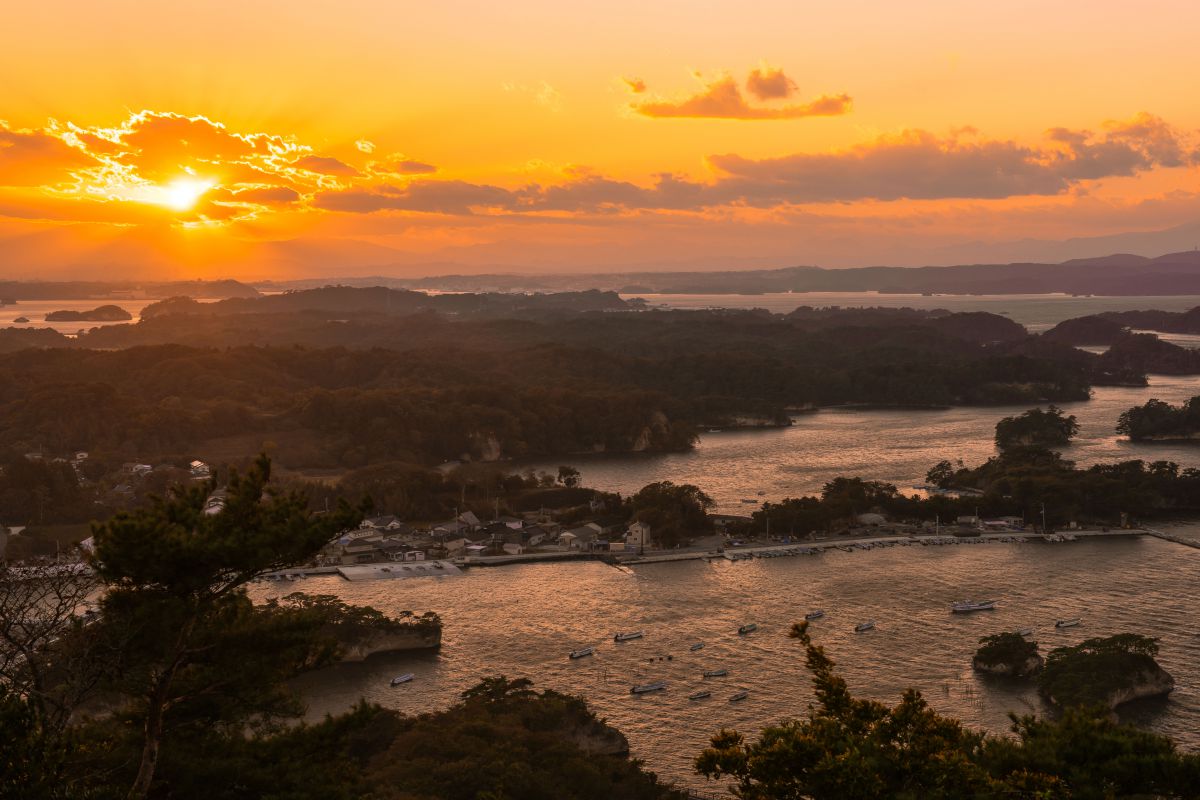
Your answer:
[316,113,1198,215]
[632,74,851,120]
[745,65,797,100]
[314,180,514,214]
[623,77,647,94]
[294,154,360,176]
[229,186,302,205]
[369,156,438,177]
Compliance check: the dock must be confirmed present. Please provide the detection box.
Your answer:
[1143,528,1200,549]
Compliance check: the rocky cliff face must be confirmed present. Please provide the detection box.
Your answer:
[1105,666,1175,710]
[566,718,630,757]
[336,624,442,662]
[973,654,1044,678]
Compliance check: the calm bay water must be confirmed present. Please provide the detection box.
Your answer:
[0,299,156,333]
[530,375,1200,514]
[250,292,1200,788]
[268,535,1200,787]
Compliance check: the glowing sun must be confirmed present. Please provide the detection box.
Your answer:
[158,177,214,211]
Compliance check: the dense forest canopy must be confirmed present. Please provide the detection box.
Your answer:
[1,289,1174,475]
[1118,396,1200,441]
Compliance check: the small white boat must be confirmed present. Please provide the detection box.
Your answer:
[689,690,711,700]
[569,646,596,659]
[805,610,825,621]
[689,642,705,652]
[614,631,645,642]
[855,621,876,632]
[951,599,997,613]
[1017,627,1034,637]
[390,673,414,686]
[703,669,728,678]
[631,681,666,694]
[737,623,758,635]
[729,690,749,702]
[1055,618,1082,629]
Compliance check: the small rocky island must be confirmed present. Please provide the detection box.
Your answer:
[45,304,132,322]
[1038,633,1174,711]
[973,632,1043,677]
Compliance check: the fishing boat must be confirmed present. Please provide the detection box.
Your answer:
[1017,627,1034,637]
[613,631,645,642]
[1055,618,1082,629]
[737,623,758,635]
[688,690,711,700]
[689,642,705,652]
[729,690,749,702]
[390,673,414,686]
[950,599,997,613]
[805,610,825,621]
[630,681,666,694]
[855,621,876,632]
[569,646,596,659]
[703,669,728,678]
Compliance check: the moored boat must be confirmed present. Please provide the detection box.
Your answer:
[855,620,876,632]
[729,690,749,702]
[1017,627,1034,637]
[390,673,414,686]
[703,669,728,678]
[950,599,997,613]
[614,631,645,642]
[805,610,825,621]
[737,623,758,635]
[1055,618,1082,629]
[569,646,596,659]
[689,642,705,652]
[631,681,666,694]
[689,690,711,700]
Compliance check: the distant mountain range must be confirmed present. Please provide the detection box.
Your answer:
[262,250,1200,296]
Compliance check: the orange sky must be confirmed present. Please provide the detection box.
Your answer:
[2,0,1199,279]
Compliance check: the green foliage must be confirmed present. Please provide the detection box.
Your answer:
[0,305,1109,475]
[1038,634,1167,709]
[626,481,713,547]
[0,685,72,800]
[91,455,360,594]
[271,592,442,638]
[986,708,1200,800]
[696,622,1200,799]
[974,632,1040,672]
[995,406,1079,452]
[755,444,1200,535]
[557,465,582,488]
[696,622,1028,799]
[87,455,363,797]
[925,459,959,488]
[0,456,87,526]
[1118,396,1200,440]
[370,678,682,800]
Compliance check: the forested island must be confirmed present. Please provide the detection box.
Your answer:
[1119,396,1200,441]
[973,632,1043,677]
[44,304,132,322]
[1039,634,1175,711]
[2,286,1188,477]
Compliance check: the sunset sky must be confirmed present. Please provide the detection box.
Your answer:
[3,0,1200,279]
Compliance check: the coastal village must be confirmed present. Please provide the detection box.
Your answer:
[0,446,1155,571]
